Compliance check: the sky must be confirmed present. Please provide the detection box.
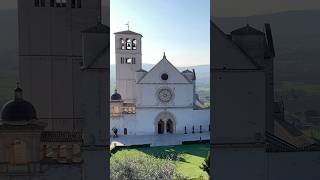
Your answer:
[110,0,210,66]
[211,0,320,17]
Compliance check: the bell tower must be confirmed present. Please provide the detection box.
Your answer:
[18,0,101,131]
[114,29,143,103]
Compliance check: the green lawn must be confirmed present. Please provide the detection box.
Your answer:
[276,81,320,96]
[303,128,320,140]
[111,143,210,180]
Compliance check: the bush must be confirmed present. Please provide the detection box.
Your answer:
[111,152,185,180]
[200,152,210,175]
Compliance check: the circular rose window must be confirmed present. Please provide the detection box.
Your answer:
[161,73,168,80]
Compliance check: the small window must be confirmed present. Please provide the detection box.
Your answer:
[161,73,169,80]
[126,39,131,50]
[126,58,132,64]
[77,0,81,8]
[35,0,40,7]
[132,39,137,50]
[132,58,136,64]
[120,38,125,50]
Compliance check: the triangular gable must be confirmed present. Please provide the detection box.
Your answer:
[211,22,259,69]
[138,55,191,84]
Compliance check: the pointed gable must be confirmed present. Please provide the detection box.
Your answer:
[211,22,259,69]
[138,54,191,84]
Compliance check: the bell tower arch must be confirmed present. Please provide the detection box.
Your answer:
[114,29,143,103]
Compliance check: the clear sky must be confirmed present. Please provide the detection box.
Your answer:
[110,0,210,66]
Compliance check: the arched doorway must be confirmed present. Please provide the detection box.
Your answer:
[166,119,174,133]
[158,120,165,134]
[155,111,176,134]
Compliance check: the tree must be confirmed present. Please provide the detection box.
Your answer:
[200,152,210,175]
[110,152,186,180]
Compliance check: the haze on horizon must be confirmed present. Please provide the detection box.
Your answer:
[2,0,320,17]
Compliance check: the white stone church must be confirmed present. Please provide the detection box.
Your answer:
[110,30,209,141]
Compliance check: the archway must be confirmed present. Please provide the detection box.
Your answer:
[166,119,174,133]
[155,111,176,134]
[158,120,165,134]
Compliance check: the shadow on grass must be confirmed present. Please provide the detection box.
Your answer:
[132,142,210,162]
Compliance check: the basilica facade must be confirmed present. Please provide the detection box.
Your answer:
[110,30,209,138]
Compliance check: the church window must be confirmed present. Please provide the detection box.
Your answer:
[126,58,132,64]
[132,39,137,50]
[120,38,125,49]
[126,39,132,50]
[161,73,169,80]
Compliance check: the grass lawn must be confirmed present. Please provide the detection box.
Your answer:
[111,143,210,179]
[303,128,320,140]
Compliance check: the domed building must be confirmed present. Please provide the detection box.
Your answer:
[111,89,122,101]
[0,86,83,177]
[110,89,124,117]
[1,86,38,125]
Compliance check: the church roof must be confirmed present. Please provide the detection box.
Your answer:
[211,21,260,69]
[82,23,109,34]
[137,53,192,84]
[231,24,265,36]
[114,30,143,37]
[136,69,147,72]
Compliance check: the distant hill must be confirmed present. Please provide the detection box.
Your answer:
[110,64,209,83]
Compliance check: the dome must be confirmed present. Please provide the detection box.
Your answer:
[0,86,37,124]
[111,89,122,101]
